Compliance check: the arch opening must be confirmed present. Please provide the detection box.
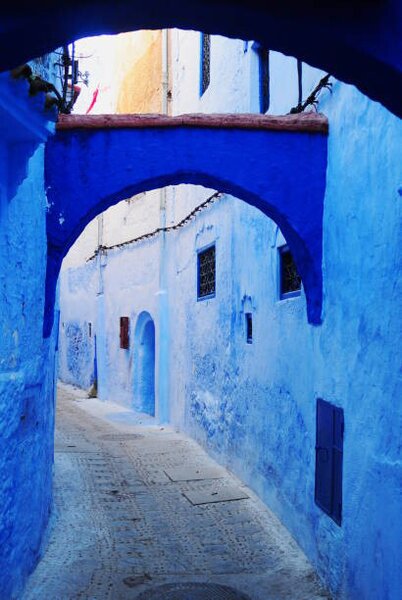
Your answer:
[56,178,315,422]
[45,173,319,336]
[56,182,312,412]
[45,119,327,336]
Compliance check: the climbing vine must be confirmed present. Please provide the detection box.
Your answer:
[289,73,332,114]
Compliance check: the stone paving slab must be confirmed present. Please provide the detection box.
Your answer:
[183,485,249,505]
[165,465,225,482]
[21,383,331,600]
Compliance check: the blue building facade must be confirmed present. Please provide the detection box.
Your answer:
[0,22,400,600]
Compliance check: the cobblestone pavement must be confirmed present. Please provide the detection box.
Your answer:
[22,384,330,600]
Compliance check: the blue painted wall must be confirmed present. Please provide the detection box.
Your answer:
[0,73,56,597]
[61,321,94,387]
[58,260,97,390]
[165,85,402,599]
[59,212,164,412]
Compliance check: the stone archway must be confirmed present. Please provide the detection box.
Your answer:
[44,112,328,336]
[0,1,400,117]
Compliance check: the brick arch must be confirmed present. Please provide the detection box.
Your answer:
[44,113,328,337]
[1,1,401,118]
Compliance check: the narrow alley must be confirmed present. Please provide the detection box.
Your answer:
[22,385,329,600]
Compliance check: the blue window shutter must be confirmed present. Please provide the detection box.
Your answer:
[315,398,344,525]
[315,398,334,515]
[332,407,344,525]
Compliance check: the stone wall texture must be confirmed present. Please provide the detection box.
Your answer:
[0,77,57,595]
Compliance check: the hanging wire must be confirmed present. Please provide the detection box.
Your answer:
[86,191,222,262]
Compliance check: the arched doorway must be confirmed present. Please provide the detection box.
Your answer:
[134,311,156,416]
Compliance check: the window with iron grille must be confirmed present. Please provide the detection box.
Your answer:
[200,33,211,95]
[279,245,301,299]
[120,316,129,349]
[197,245,216,299]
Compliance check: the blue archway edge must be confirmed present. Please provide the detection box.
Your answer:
[0,1,401,118]
[44,114,328,337]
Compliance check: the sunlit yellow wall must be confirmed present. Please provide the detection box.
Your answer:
[115,30,162,114]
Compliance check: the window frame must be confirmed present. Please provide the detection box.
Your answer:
[197,242,216,301]
[278,244,302,300]
[297,59,303,108]
[252,41,270,114]
[245,312,253,344]
[200,32,211,96]
[119,316,130,350]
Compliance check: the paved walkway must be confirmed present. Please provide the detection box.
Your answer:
[22,384,330,600]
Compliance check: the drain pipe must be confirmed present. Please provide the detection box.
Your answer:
[162,29,169,116]
[158,29,170,423]
[96,212,107,400]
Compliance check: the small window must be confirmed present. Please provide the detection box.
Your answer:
[197,245,216,299]
[252,42,270,113]
[120,316,129,349]
[315,398,344,526]
[200,33,211,96]
[279,245,301,299]
[297,59,303,109]
[259,46,270,113]
[245,313,253,343]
